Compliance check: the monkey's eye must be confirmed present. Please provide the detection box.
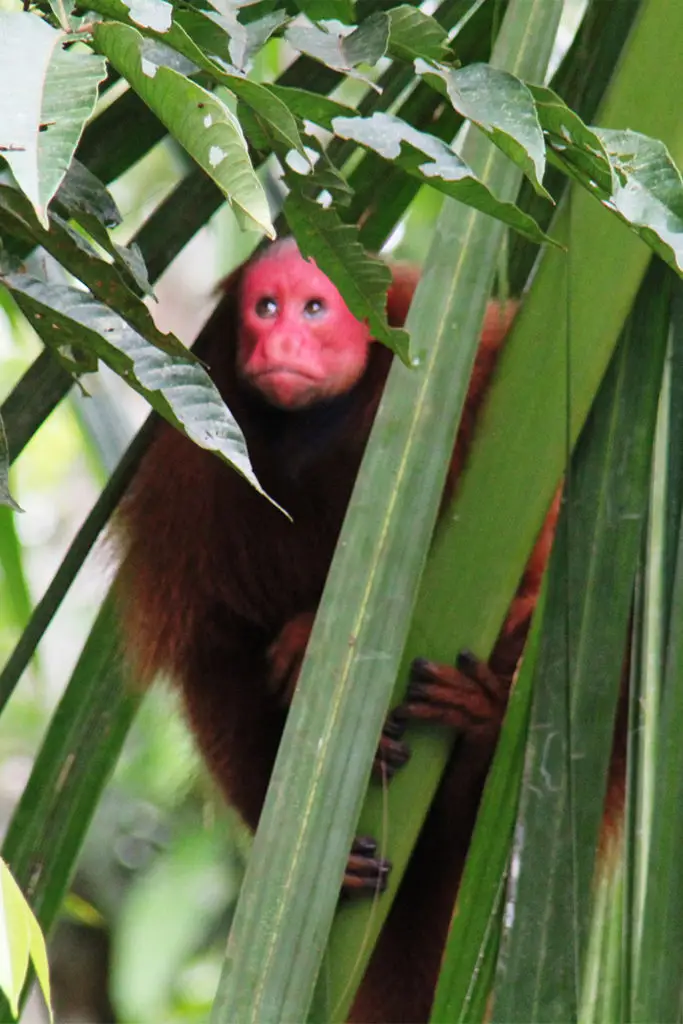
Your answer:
[304,298,326,318]
[255,297,278,318]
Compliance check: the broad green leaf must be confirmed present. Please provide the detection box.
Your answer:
[387,5,454,64]
[222,9,289,68]
[0,184,179,352]
[89,0,305,156]
[416,59,549,199]
[34,45,107,223]
[331,111,555,245]
[288,137,354,203]
[528,83,614,195]
[0,417,20,512]
[171,8,233,62]
[0,12,106,227]
[285,18,386,84]
[0,13,61,224]
[580,837,624,1024]
[53,169,154,295]
[343,12,388,65]
[54,159,122,229]
[92,21,274,238]
[633,282,683,1019]
[270,86,357,132]
[1,273,267,499]
[283,192,410,360]
[596,128,683,275]
[181,4,290,71]
[121,0,173,31]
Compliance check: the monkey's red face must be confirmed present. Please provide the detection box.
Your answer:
[237,244,372,410]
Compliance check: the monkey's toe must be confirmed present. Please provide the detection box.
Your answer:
[342,836,391,899]
[372,709,411,781]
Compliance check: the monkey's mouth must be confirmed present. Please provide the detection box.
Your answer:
[248,367,323,409]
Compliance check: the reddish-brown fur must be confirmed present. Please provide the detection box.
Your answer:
[116,251,557,1021]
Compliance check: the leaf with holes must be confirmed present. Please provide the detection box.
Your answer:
[93,21,274,238]
[332,112,555,245]
[596,128,683,275]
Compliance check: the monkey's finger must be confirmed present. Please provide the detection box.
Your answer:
[401,654,508,736]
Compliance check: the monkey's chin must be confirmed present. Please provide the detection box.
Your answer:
[249,369,323,410]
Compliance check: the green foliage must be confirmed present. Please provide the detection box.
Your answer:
[1,0,683,1020]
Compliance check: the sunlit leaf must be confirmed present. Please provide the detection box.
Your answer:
[0,13,105,226]
[597,128,683,275]
[2,273,267,499]
[285,17,387,85]
[93,21,274,237]
[331,111,555,245]
[416,59,549,198]
[0,859,52,1020]
[528,83,614,194]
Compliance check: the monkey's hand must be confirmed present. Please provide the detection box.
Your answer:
[402,651,509,739]
[267,611,316,706]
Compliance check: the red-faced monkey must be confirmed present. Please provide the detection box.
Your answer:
[117,238,557,1021]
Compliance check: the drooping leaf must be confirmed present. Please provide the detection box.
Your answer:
[0,184,175,350]
[528,83,614,195]
[34,44,108,222]
[285,17,387,85]
[596,128,683,275]
[54,159,122,229]
[87,0,306,158]
[283,191,410,360]
[1,273,268,499]
[223,9,289,69]
[92,21,274,237]
[416,59,549,198]
[331,111,555,245]
[0,13,106,226]
[271,86,357,132]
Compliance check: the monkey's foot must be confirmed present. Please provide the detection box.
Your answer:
[402,650,507,738]
[372,709,411,781]
[342,836,391,899]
